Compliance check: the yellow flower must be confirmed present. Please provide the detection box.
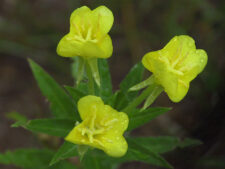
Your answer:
[142,35,208,102]
[65,95,129,157]
[57,6,113,59]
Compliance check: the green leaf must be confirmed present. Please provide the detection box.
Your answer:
[21,118,75,137]
[49,161,76,169]
[127,136,179,154]
[127,136,202,154]
[93,142,172,169]
[50,141,78,166]
[76,82,89,94]
[5,111,28,127]
[128,107,171,131]
[65,86,85,104]
[0,148,76,169]
[111,91,129,110]
[77,145,89,161]
[120,62,145,92]
[82,151,102,169]
[113,63,144,110]
[98,59,113,103]
[28,59,78,120]
[126,139,173,168]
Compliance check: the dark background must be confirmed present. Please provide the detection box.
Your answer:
[0,0,225,169]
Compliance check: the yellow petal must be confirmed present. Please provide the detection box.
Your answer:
[70,6,91,22]
[77,95,104,120]
[92,6,114,35]
[57,34,113,58]
[181,49,208,82]
[99,132,128,157]
[97,34,113,58]
[56,33,82,57]
[80,35,113,59]
[70,6,92,34]
[162,35,196,63]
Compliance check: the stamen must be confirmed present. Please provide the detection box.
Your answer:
[74,35,86,42]
[104,119,118,126]
[86,27,93,40]
[73,23,83,37]
[171,42,183,68]
[176,51,189,68]
[88,134,94,143]
[171,69,184,76]
[179,65,190,72]
[81,128,86,136]
[77,114,106,144]
[93,139,104,147]
[89,113,96,130]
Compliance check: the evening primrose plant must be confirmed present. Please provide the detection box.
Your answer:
[1,5,207,169]
[57,6,113,87]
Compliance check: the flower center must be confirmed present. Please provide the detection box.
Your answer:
[77,113,118,146]
[169,43,190,76]
[71,23,98,43]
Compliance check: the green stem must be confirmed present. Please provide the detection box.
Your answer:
[142,85,163,110]
[123,83,164,113]
[122,84,156,113]
[85,61,95,95]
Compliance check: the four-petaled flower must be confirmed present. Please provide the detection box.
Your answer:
[142,35,208,102]
[57,6,114,59]
[65,95,129,157]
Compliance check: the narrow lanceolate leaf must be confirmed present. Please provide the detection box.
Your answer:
[95,141,173,169]
[28,59,78,120]
[0,148,76,169]
[127,136,202,154]
[120,62,144,98]
[111,90,129,111]
[120,62,145,92]
[76,82,89,94]
[50,141,78,166]
[5,111,28,128]
[22,118,75,137]
[82,152,102,169]
[98,59,113,103]
[113,63,144,110]
[127,136,180,154]
[127,139,173,169]
[128,107,171,131]
[65,86,85,104]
